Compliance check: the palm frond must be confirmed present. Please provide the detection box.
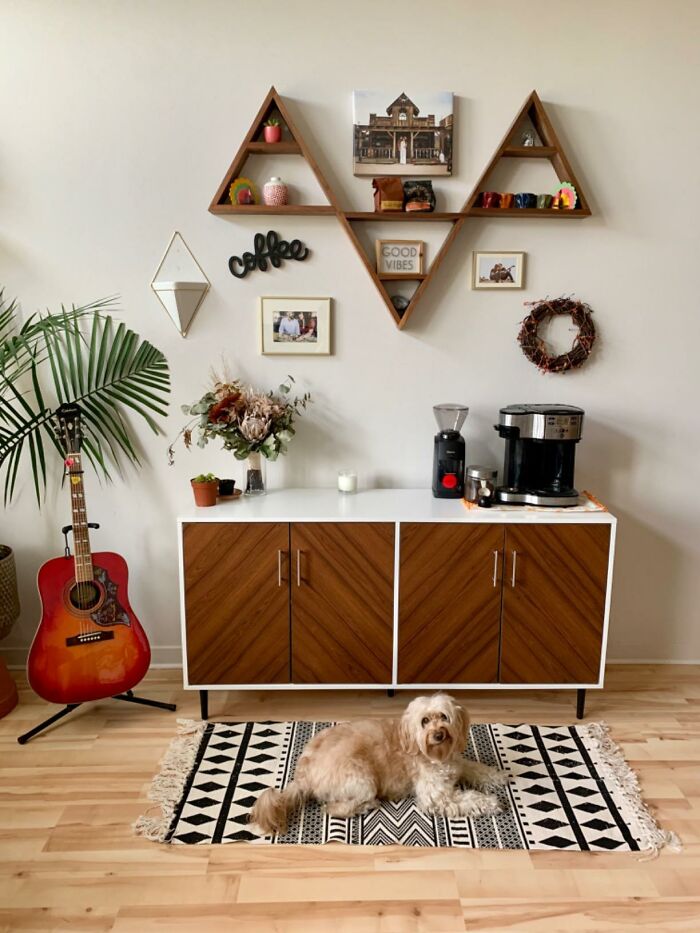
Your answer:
[0,292,169,506]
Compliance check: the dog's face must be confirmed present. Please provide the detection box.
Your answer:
[399,694,469,763]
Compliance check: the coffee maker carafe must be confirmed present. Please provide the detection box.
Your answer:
[494,404,584,507]
[432,404,468,499]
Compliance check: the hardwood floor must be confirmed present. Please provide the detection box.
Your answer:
[1,665,699,932]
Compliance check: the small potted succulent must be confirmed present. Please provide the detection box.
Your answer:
[190,473,219,507]
[263,117,282,143]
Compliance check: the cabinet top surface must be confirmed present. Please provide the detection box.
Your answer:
[178,488,616,524]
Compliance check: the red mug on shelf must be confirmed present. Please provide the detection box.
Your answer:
[481,191,501,208]
[500,193,514,208]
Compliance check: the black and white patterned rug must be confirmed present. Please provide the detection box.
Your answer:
[135,719,677,854]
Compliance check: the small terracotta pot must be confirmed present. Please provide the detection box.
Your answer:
[263,125,282,143]
[191,479,219,507]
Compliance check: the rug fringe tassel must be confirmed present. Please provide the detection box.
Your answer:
[133,718,206,843]
[582,721,681,859]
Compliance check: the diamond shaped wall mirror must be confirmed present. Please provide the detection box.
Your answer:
[150,231,210,337]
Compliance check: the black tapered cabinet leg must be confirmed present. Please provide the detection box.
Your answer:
[200,689,209,720]
[387,689,395,698]
[576,689,586,720]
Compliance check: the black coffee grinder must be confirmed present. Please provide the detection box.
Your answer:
[432,404,468,498]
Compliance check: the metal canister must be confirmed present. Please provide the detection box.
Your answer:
[465,465,498,504]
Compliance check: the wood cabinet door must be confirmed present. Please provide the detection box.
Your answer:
[500,524,610,684]
[398,523,504,684]
[183,522,290,685]
[290,523,394,683]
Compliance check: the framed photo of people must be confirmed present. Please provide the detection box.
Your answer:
[259,296,332,355]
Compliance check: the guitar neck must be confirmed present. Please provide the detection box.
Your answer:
[67,453,93,582]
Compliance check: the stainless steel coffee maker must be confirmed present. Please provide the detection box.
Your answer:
[494,404,584,507]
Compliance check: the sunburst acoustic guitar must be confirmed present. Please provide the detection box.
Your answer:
[27,404,151,705]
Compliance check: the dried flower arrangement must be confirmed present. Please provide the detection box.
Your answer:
[168,374,311,479]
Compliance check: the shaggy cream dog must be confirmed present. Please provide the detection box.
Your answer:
[250,693,508,835]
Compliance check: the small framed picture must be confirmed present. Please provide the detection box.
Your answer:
[259,296,331,355]
[472,251,525,289]
[376,240,424,276]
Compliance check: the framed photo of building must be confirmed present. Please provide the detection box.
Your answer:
[259,296,332,355]
[375,240,424,276]
[472,252,525,289]
[353,91,453,176]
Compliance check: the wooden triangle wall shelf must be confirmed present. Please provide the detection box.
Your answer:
[209,86,339,215]
[210,88,591,329]
[463,90,592,218]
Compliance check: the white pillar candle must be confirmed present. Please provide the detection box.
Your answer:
[337,470,357,493]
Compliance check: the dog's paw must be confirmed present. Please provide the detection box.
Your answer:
[480,769,511,790]
[476,793,502,816]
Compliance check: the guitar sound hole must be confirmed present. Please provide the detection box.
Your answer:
[69,581,101,611]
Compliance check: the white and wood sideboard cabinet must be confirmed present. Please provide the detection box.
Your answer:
[178,489,616,720]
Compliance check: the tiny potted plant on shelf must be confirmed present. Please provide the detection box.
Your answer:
[190,473,219,507]
[170,374,311,497]
[263,117,282,143]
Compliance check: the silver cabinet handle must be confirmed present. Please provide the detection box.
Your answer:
[296,549,302,587]
[511,550,517,588]
[492,550,499,587]
[277,549,283,587]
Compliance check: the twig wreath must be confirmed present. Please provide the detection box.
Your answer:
[517,297,596,373]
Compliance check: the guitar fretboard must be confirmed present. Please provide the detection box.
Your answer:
[67,453,93,583]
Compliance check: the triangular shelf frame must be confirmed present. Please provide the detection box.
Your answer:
[337,212,466,328]
[209,88,592,329]
[463,90,592,217]
[209,86,339,215]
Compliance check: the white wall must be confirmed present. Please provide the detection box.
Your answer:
[1,0,699,665]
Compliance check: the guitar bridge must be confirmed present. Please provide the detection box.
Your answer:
[65,630,115,647]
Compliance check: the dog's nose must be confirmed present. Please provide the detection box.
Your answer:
[432,730,445,743]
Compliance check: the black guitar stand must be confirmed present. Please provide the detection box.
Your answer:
[17,690,177,744]
[17,524,177,744]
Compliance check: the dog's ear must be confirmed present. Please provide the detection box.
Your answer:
[399,710,419,756]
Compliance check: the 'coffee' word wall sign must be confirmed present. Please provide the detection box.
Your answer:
[228,231,310,279]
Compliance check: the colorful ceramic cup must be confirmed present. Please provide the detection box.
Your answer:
[537,193,553,209]
[482,191,501,208]
[515,192,537,209]
[500,193,514,208]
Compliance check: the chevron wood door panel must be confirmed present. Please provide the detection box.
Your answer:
[183,522,290,685]
[500,524,610,684]
[290,523,394,683]
[398,523,504,683]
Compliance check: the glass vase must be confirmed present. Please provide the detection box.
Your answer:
[244,451,266,496]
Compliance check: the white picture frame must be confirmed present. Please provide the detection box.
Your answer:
[259,297,332,355]
[472,251,525,289]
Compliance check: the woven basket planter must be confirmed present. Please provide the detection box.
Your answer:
[0,544,20,640]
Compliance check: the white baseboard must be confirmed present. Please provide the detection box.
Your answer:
[606,658,700,665]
